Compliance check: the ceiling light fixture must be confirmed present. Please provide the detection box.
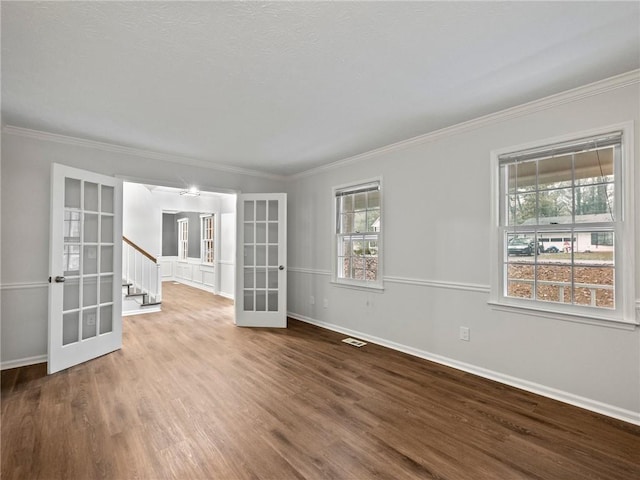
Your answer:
[180,186,200,197]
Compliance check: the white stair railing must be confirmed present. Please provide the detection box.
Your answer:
[122,237,162,303]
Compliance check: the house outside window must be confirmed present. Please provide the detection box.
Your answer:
[201,215,215,265]
[177,218,188,261]
[333,179,383,289]
[490,124,635,325]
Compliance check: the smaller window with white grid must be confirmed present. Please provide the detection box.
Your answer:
[334,180,383,289]
[201,215,215,265]
[177,218,188,261]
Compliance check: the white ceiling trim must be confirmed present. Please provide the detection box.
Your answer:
[289,69,640,180]
[3,69,638,182]
[1,125,286,181]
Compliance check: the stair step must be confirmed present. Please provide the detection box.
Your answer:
[141,301,162,308]
[125,291,146,298]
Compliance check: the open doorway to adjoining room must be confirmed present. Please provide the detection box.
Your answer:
[122,182,236,316]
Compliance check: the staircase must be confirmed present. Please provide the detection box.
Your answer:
[122,236,162,315]
[122,281,162,308]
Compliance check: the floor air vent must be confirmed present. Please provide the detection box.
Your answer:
[342,337,367,347]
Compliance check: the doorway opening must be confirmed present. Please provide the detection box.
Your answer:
[122,182,236,316]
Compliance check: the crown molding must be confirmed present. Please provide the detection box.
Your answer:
[1,125,287,182]
[3,70,638,182]
[289,69,640,180]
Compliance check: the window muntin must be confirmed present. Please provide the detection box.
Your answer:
[335,181,382,287]
[177,219,188,261]
[499,132,621,312]
[201,215,214,265]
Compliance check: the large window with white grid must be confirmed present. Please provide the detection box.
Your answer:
[491,124,635,325]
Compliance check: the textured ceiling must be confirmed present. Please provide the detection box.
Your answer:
[2,1,639,176]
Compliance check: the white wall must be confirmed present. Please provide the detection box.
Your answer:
[219,212,236,298]
[123,183,162,256]
[148,188,235,296]
[150,189,223,214]
[285,79,640,423]
[0,133,283,367]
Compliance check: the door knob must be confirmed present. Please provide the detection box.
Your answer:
[54,276,66,283]
[279,265,285,271]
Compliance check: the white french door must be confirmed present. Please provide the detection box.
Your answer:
[235,193,287,327]
[48,163,123,374]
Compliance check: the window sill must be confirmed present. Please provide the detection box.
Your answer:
[487,299,638,331]
[331,280,385,293]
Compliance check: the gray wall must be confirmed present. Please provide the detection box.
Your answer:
[0,132,284,367]
[285,79,640,422]
[162,213,177,256]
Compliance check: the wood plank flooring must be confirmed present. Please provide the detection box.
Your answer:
[2,281,639,479]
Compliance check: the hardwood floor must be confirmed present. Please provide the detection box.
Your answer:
[2,282,639,479]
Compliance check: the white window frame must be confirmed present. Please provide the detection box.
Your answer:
[201,214,215,265]
[489,122,636,327]
[332,178,384,290]
[177,218,188,261]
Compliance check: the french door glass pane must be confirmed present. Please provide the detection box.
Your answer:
[256,268,266,288]
[256,291,266,311]
[256,246,266,266]
[84,182,99,211]
[83,246,98,274]
[244,201,254,221]
[63,245,80,276]
[63,278,80,311]
[244,290,254,311]
[268,291,278,311]
[100,276,113,304]
[100,305,113,334]
[84,213,99,242]
[63,312,79,345]
[82,308,97,340]
[268,268,278,288]
[65,178,81,208]
[268,200,278,221]
[256,222,266,243]
[101,246,113,273]
[268,223,278,243]
[83,277,98,307]
[64,211,81,242]
[101,216,114,242]
[244,246,254,266]
[244,223,254,243]
[256,201,266,221]
[101,185,114,213]
[244,268,254,288]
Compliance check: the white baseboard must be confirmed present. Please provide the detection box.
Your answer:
[217,291,235,300]
[287,312,640,426]
[123,306,162,316]
[170,278,217,294]
[1,354,47,371]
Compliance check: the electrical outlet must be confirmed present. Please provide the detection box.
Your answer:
[459,326,470,341]
[323,298,329,308]
[310,296,315,305]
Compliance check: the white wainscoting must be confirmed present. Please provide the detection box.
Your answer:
[218,260,235,299]
[159,256,234,296]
